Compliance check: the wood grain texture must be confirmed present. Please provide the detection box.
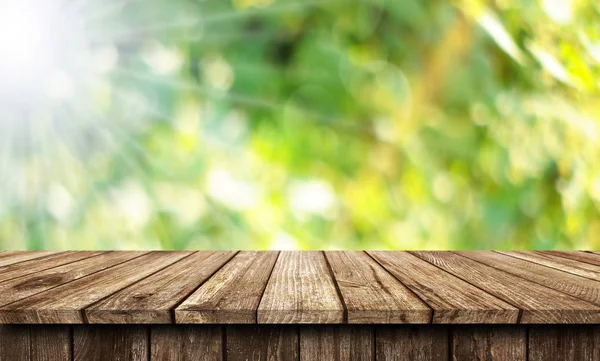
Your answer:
[0,252,190,323]
[459,251,600,307]
[0,251,103,284]
[369,251,518,324]
[544,251,600,267]
[0,251,148,308]
[0,325,70,361]
[74,326,148,361]
[176,251,279,323]
[498,251,600,281]
[258,251,344,324]
[226,325,298,361]
[0,251,57,268]
[452,326,526,361]
[376,326,448,361]
[151,326,222,361]
[86,251,237,324]
[300,326,373,361]
[528,326,600,361]
[412,251,600,323]
[325,251,431,324]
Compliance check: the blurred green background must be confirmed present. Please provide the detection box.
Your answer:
[0,0,599,250]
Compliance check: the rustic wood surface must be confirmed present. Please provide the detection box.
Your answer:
[0,251,599,324]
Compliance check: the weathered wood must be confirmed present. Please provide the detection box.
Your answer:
[325,251,431,323]
[258,251,344,324]
[0,325,70,361]
[452,326,526,361]
[499,251,600,281]
[0,251,102,283]
[459,251,600,307]
[176,251,279,323]
[151,326,223,361]
[0,325,29,360]
[0,251,146,307]
[528,326,600,361]
[412,251,600,323]
[86,251,236,324]
[544,251,600,267]
[226,325,298,361]
[0,252,190,323]
[369,251,518,323]
[376,326,448,361]
[74,326,148,361]
[0,251,57,268]
[300,326,373,361]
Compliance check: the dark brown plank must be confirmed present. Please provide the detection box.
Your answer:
[499,251,600,281]
[452,326,526,361]
[176,251,279,323]
[412,251,600,323]
[528,326,600,361]
[151,326,222,361]
[369,251,518,323]
[459,251,600,307]
[226,325,298,361]
[86,251,236,323]
[0,251,148,307]
[0,251,103,283]
[0,325,70,361]
[258,251,344,324]
[544,251,600,267]
[325,251,431,324]
[0,252,191,323]
[300,326,373,361]
[74,326,148,361]
[376,326,448,361]
[0,251,58,268]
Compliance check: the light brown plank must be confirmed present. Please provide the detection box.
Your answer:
[452,326,526,361]
[459,251,600,307]
[544,251,600,267]
[300,326,373,361]
[376,326,448,361]
[0,251,147,307]
[412,251,600,323]
[74,326,148,361]
[369,251,518,324]
[86,251,237,324]
[226,325,298,361]
[528,326,600,361]
[499,251,600,281]
[151,326,223,361]
[0,251,58,268]
[0,251,103,284]
[0,252,191,323]
[325,251,431,324]
[176,251,279,324]
[258,251,344,324]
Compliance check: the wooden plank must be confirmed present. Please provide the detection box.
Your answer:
[0,251,103,284]
[226,325,298,361]
[325,251,431,324]
[150,326,222,361]
[528,326,600,361]
[0,251,58,268]
[74,325,148,361]
[452,326,526,361]
[368,251,518,323]
[300,326,373,361]
[376,326,448,361]
[86,251,236,324]
[544,251,600,267]
[0,325,70,361]
[0,251,148,307]
[176,251,279,323]
[498,251,600,281]
[258,251,344,324]
[459,251,600,307]
[0,251,191,323]
[411,251,600,323]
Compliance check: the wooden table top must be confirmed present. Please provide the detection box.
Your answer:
[0,250,599,324]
